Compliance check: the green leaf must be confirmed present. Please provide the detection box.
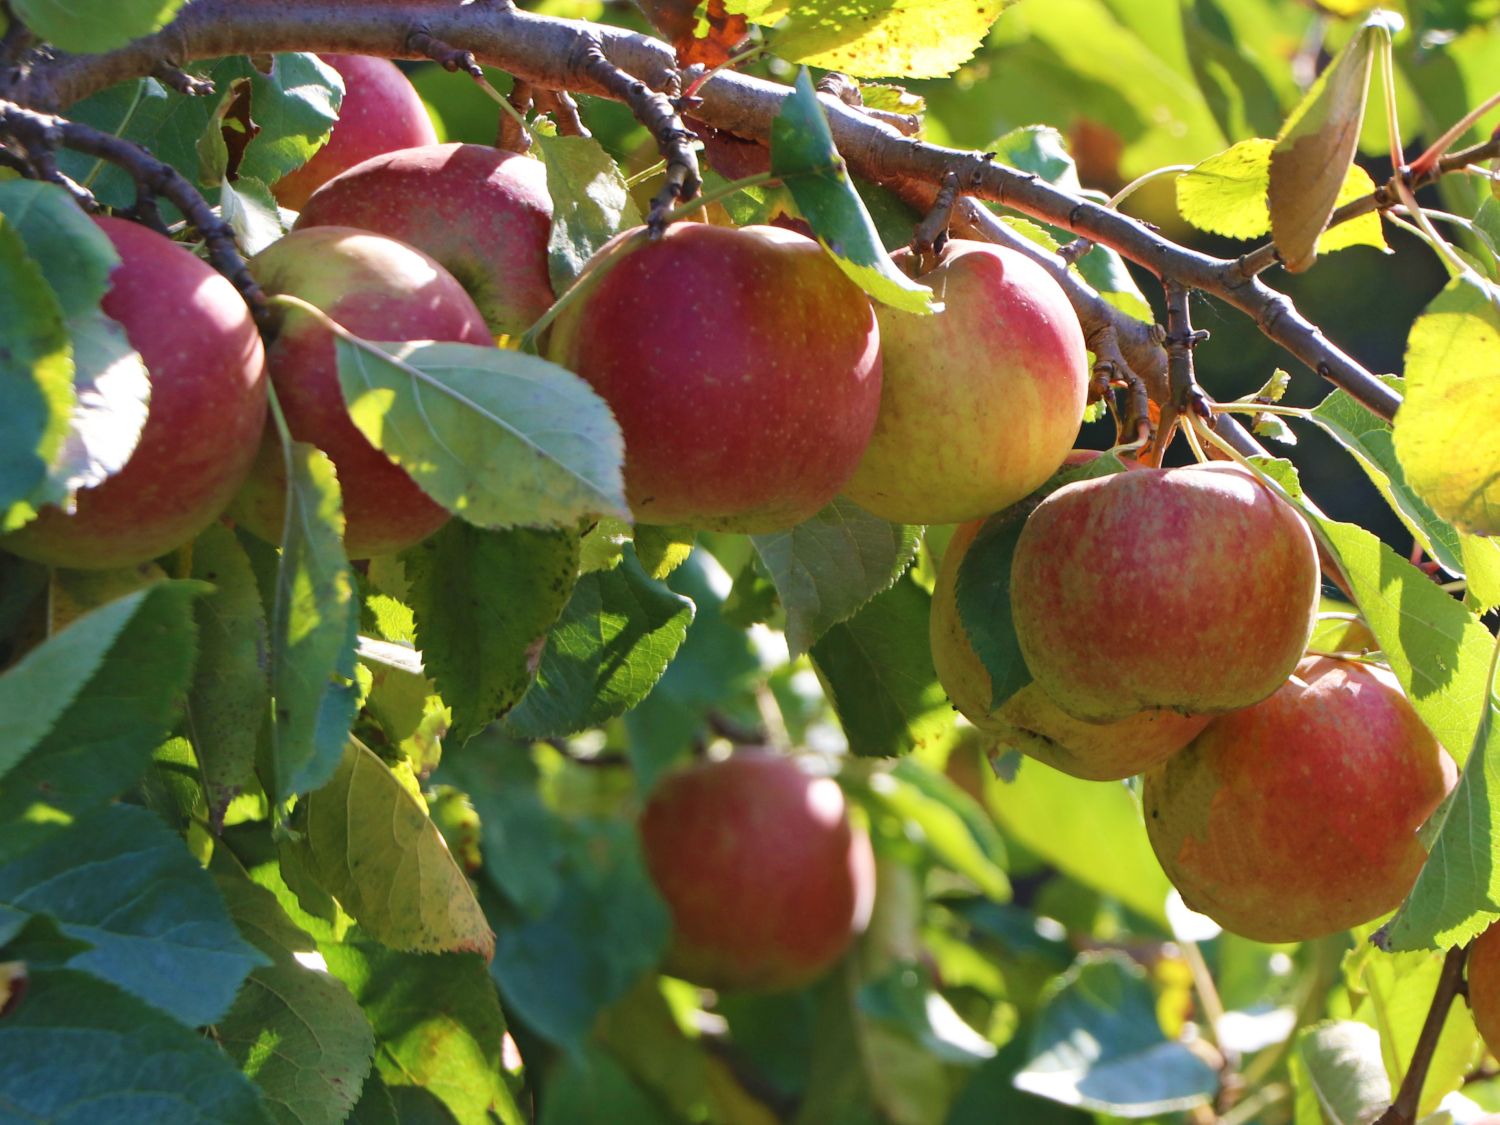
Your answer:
[0,805,267,1026]
[634,524,695,582]
[187,523,270,828]
[1288,1020,1392,1125]
[214,873,376,1125]
[504,548,694,740]
[1016,952,1216,1115]
[320,936,521,1125]
[1268,15,1392,271]
[287,740,493,959]
[954,504,1033,712]
[0,581,201,864]
[11,0,185,53]
[0,180,116,311]
[404,521,578,745]
[728,0,1009,79]
[751,497,921,658]
[770,69,934,315]
[534,134,642,294]
[0,968,272,1123]
[0,215,73,531]
[335,338,629,529]
[488,820,670,1052]
[268,441,359,804]
[1176,137,1387,253]
[811,577,950,758]
[220,177,288,257]
[1394,274,1500,537]
[540,1044,674,1125]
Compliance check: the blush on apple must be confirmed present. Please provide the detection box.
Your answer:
[545,223,882,533]
[2,216,267,569]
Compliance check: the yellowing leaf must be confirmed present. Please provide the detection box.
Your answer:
[1178,136,1386,253]
[1394,275,1500,537]
[727,0,1010,79]
[1268,15,1396,271]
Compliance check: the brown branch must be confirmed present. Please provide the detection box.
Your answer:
[909,169,961,257]
[149,61,215,97]
[534,87,588,138]
[497,77,532,154]
[1373,943,1471,1125]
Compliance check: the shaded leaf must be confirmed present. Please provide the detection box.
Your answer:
[535,133,643,294]
[635,0,751,67]
[288,740,493,959]
[954,504,1033,712]
[404,521,578,745]
[541,1044,674,1125]
[771,68,934,314]
[336,338,629,528]
[221,177,288,257]
[751,496,920,658]
[11,0,185,54]
[505,548,694,739]
[1289,1020,1391,1125]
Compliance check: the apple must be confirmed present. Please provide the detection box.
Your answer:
[271,55,439,211]
[1010,462,1319,722]
[232,226,491,559]
[1469,923,1500,1057]
[294,143,555,338]
[2,216,267,569]
[1143,656,1456,942]
[545,222,882,532]
[931,518,1209,780]
[639,750,876,992]
[843,240,1089,525]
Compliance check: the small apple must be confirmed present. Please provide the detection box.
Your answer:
[272,55,439,211]
[930,518,1209,780]
[1010,463,1319,722]
[294,143,555,338]
[1143,656,1456,942]
[2,216,267,569]
[546,223,882,532]
[844,240,1089,525]
[1468,922,1500,1058]
[233,226,491,559]
[639,750,876,992]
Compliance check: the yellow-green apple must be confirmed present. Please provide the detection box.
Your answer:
[639,750,876,992]
[931,518,1209,780]
[232,227,491,558]
[1010,463,1319,722]
[844,240,1089,524]
[1468,922,1500,1056]
[2,216,266,569]
[294,143,554,338]
[1143,656,1455,942]
[272,55,439,210]
[546,223,882,532]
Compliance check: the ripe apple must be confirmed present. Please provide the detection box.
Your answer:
[639,750,876,992]
[2,216,267,569]
[294,143,555,338]
[843,240,1089,525]
[232,226,491,559]
[271,55,439,211]
[1468,923,1500,1057]
[545,222,882,533]
[1010,462,1319,722]
[930,518,1209,780]
[1143,656,1456,942]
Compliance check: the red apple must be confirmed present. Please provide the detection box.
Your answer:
[1468,922,1500,1057]
[930,518,1209,780]
[844,240,1089,525]
[639,750,876,992]
[233,226,491,559]
[545,223,882,532]
[294,143,555,338]
[2,216,267,569]
[1010,463,1319,722]
[271,55,439,211]
[1143,656,1455,942]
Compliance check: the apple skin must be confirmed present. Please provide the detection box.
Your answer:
[844,240,1089,525]
[1469,923,1500,1058]
[639,750,877,992]
[272,55,439,211]
[294,143,555,338]
[545,222,882,533]
[931,518,1209,780]
[233,226,491,559]
[1010,463,1319,722]
[1143,656,1456,942]
[2,216,267,569]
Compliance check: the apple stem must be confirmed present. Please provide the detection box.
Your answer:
[1372,943,1470,1125]
[909,168,964,259]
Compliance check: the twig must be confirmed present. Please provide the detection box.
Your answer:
[496,77,532,153]
[1372,943,1471,1125]
[534,87,588,137]
[0,4,33,73]
[149,62,215,97]
[1162,279,1213,420]
[408,26,482,78]
[909,169,961,257]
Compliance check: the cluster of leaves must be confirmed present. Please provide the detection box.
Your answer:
[2,0,1500,1123]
